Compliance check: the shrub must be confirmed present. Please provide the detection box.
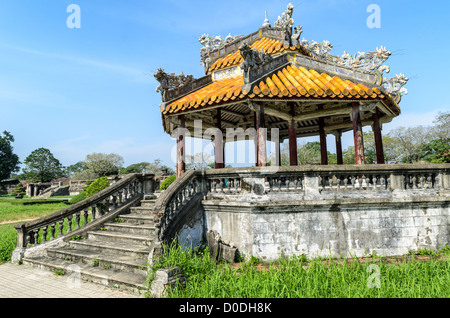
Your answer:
[85,177,110,198]
[11,183,26,199]
[160,175,176,191]
[69,191,87,205]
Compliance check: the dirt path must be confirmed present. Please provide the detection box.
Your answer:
[0,218,38,225]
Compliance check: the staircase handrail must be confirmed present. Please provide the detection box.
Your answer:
[12,173,155,262]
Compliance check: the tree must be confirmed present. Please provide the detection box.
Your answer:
[384,126,432,163]
[421,138,450,163]
[82,153,124,177]
[0,131,20,181]
[64,161,86,178]
[186,153,214,170]
[22,148,65,183]
[120,162,151,174]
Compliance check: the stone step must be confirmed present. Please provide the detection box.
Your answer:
[103,222,156,236]
[119,214,155,225]
[129,206,155,215]
[140,200,156,208]
[23,256,147,294]
[87,230,153,246]
[68,240,150,261]
[46,246,148,275]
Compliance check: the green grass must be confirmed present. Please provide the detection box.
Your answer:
[0,194,91,264]
[0,224,17,264]
[148,242,450,298]
[0,195,69,224]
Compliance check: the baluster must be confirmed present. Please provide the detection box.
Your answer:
[49,223,55,240]
[372,176,378,192]
[412,175,417,189]
[123,187,128,201]
[343,176,348,190]
[25,232,31,247]
[118,190,123,206]
[427,175,433,189]
[83,208,89,226]
[351,176,356,189]
[293,177,298,191]
[105,198,110,214]
[277,177,282,192]
[75,212,81,230]
[226,179,231,194]
[33,229,39,245]
[42,226,48,243]
[67,215,74,232]
[58,220,64,237]
[91,205,97,220]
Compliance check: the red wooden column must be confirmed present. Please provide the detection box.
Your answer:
[352,102,365,165]
[319,116,328,165]
[288,102,298,166]
[372,108,385,164]
[176,114,186,178]
[214,109,224,169]
[335,131,343,165]
[317,105,328,165]
[255,103,267,167]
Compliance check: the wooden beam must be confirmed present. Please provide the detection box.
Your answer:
[294,104,352,123]
[262,105,293,122]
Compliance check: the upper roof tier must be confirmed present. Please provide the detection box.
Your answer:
[155,3,409,134]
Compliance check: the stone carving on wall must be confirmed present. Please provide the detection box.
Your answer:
[239,42,273,84]
[154,68,194,102]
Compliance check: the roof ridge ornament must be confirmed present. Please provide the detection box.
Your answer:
[262,11,271,28]
[239,42,273,85]
[199,33,244,69]
[274,3,294,29]
[154,68,195,103]
[382,73,409,97]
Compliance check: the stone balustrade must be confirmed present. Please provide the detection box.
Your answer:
[153,164,450,245]
[12,173,156,263]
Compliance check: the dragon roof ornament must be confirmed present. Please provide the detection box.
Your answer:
[154,68,195,103]
[274,3,294,29]
[199,33,244,68]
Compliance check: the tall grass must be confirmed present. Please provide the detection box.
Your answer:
[148,242,450,298]
[0,224,17,264]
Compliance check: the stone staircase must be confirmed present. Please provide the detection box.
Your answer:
[22,197,158,295]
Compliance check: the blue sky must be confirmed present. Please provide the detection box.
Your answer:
[0,0,449,171]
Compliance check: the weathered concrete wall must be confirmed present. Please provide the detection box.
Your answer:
[203,197,450,261]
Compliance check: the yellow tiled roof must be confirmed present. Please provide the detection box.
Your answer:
[162,64,393,115]
[207,37,310,73]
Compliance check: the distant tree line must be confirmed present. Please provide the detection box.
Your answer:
[0,112,448,183]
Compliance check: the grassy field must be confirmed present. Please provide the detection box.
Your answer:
[0,195,72,264]
[148,242,450,298]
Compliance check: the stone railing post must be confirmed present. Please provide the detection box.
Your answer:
[142,174,156,199]
[303,173,320,199]
[389,172,405,190]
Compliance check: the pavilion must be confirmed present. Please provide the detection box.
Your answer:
[154,4,409,178]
